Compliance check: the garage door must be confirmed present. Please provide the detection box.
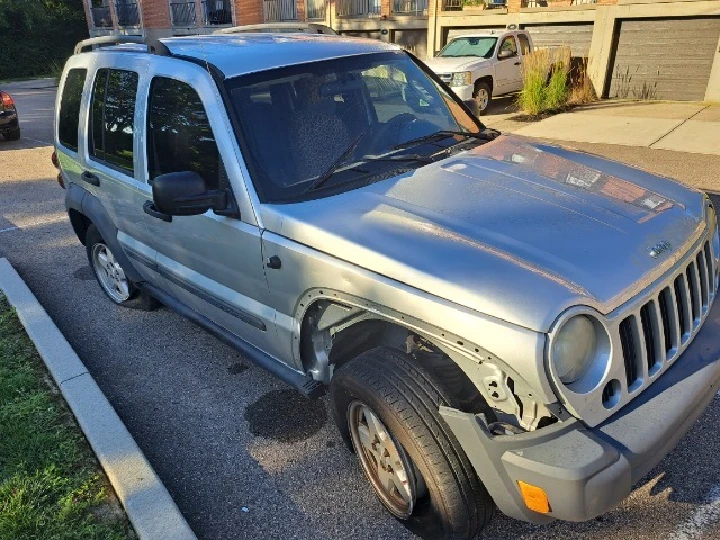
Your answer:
[523,23,593,58]
[608,17,720,101]
[393,29,428,59]
[443,26,504,47]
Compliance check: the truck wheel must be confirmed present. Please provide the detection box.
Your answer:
[86,225,158,310]
[331,347,494,540]
[474,82,492,116]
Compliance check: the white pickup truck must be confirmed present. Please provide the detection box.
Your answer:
[425,29,533,115]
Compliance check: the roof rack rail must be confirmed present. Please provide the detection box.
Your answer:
[73,36,171,56]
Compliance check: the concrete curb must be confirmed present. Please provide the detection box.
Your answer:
[0,258,196,540]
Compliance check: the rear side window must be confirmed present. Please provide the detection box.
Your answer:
[58,69,87,151]
[518,34,532,55]
[146,77,221,189]
[89,68,138,174]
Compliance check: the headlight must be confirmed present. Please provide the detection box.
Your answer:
[450,72,472,87]
[550,313,611,392]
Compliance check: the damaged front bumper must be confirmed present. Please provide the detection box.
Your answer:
[440,299,720,524]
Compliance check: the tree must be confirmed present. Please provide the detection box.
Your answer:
[0,0,89,80]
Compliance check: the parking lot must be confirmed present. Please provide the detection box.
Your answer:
[1,84,719,540]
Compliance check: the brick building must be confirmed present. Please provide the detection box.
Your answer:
[82,0,720,100]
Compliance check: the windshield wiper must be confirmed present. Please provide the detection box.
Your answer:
[305,133,364,193]
[392,130,493,151]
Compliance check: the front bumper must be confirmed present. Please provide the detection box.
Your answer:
[449,84,474,101]
[440,299,720,524]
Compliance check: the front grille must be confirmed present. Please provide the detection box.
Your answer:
[620,240,717,390]
[438,73,452,84]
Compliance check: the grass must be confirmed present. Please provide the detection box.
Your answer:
[0,295,134,540]
[516,47,595,117]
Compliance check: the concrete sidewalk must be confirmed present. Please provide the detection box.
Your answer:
[512,101,720,156]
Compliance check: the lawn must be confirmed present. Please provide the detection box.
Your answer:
[0,295,134,540]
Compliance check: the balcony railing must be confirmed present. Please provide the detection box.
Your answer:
[115,1,140,26]
[306,0,325,19]
[202,0,233,24]
[393,0,427,15]
[171,1,196,25]
[264,0,297,21]
[91,6,112,27]
[442,0,505,9]
[336,0,381,17]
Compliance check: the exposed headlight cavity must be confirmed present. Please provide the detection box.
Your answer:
[550,313,611,393]
[450,72,472,87]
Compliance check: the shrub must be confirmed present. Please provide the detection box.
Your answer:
[569,58,597,106]
[516,48,550,116]
[517,46,579,116]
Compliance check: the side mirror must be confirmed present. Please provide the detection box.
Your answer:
[463,98,479,117]
[152,171,227,217]
[498,49,514,60]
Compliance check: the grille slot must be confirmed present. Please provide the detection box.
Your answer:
[658,287,675,353]
[619,316,642,389]
[640,302,659,371]
[618,241,717,395]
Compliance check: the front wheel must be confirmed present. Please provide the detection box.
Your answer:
[331,347,494,540]
[473,82,492,116]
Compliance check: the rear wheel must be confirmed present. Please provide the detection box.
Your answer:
[331,347,495,540]
[473,82,492,116]
[4,128,20,141]
[86,224,158,310]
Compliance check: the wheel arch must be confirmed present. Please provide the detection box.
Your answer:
[475,75,493,95]
[298,297,492,415]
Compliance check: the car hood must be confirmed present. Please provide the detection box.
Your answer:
[261,136,706,332]
[425,56,490,73]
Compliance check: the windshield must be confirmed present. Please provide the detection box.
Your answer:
[438,37,497,58]
[225,51,483,203]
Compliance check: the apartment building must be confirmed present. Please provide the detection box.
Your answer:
[83,0,720,100]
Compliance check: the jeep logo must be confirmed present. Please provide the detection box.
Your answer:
[649,241,672,259]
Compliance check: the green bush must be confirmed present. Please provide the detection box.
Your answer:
[0,0,88,81]
[516,47,572,117]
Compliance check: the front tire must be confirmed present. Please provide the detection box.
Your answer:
[331,347,494,540]
[473,82,492,116]
[86,225,157,310]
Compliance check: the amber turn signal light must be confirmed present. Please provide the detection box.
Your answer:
[517,481,551,514]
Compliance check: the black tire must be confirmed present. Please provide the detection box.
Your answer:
[331,347,495,540]
[85,224,158,310]
[4,128,20,141]
[473,81,492,116]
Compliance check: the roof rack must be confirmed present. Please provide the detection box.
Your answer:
[73,36,171,56]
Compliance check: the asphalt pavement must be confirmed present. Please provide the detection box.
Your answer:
[1,83,720,540]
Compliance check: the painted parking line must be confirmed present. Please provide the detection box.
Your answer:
[668,485,720,540]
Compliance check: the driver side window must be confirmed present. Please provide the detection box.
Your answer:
[146,77,224,189]
[499,36,518,57]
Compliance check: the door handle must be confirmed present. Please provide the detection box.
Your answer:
[80,171,100,186]
[143,200,172,222]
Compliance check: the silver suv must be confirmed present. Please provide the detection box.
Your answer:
[55,34,720,539]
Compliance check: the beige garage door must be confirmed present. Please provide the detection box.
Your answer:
[608,17,720,101]
[522,23,593,58]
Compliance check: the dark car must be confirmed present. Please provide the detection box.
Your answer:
[0,90,20,141]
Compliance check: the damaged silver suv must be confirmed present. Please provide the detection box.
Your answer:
[55,34,720,539]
